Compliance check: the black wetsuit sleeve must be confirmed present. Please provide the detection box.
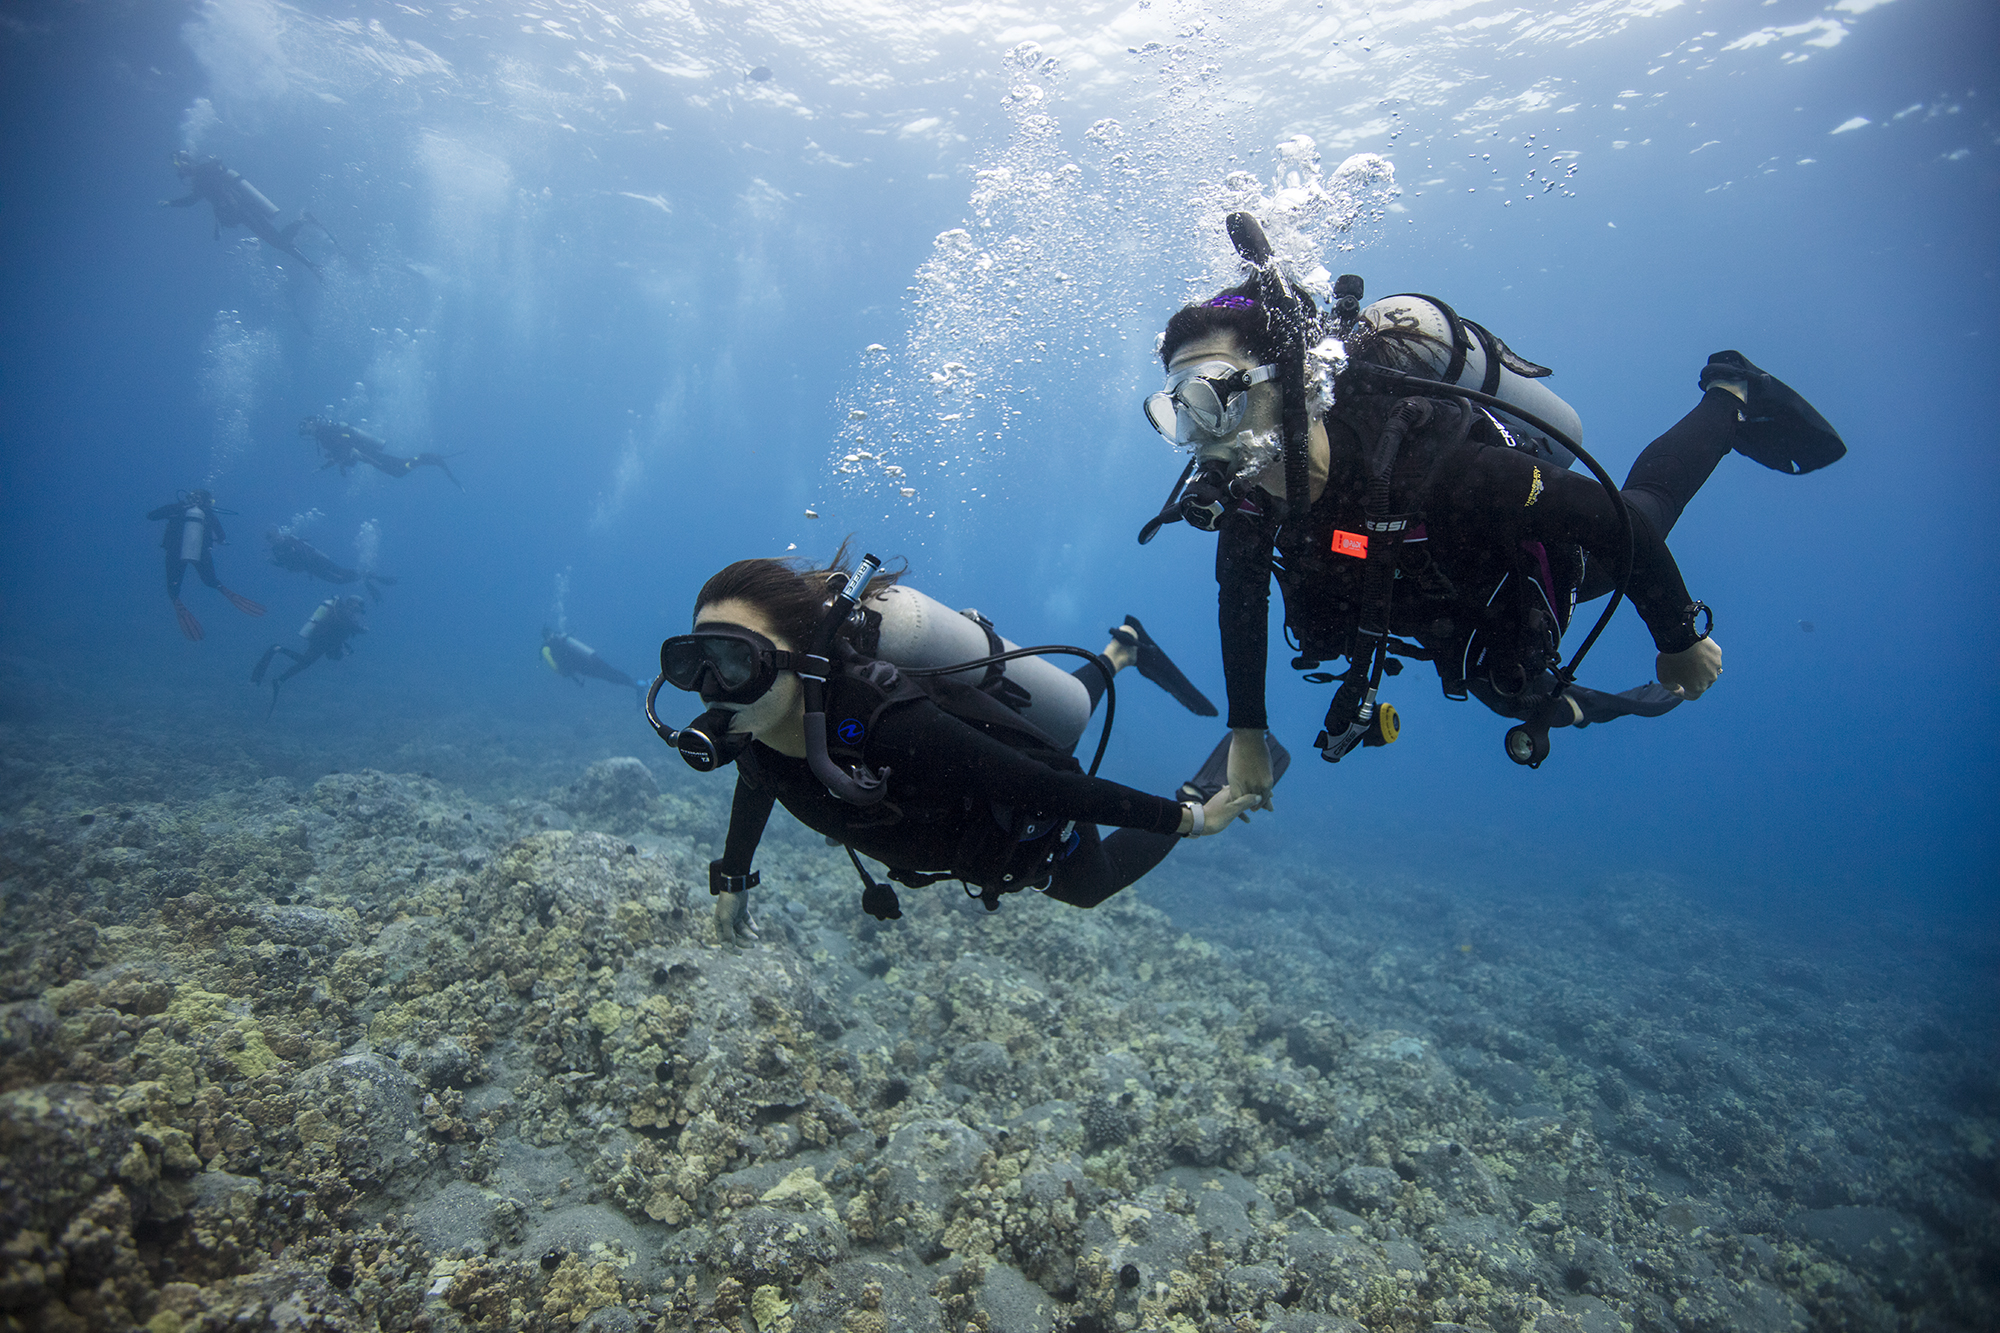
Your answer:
[1216,508,1277,731]
[870,700,1184,835]
[1451,448,1699,653]
[716,775,777,877]
[146,504,179,520]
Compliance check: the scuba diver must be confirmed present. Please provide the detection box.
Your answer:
[266,530,396,601]
[648,547,1269,942]
[146,490,266,641]
[300,416,463,489]
[1138,213,1846,790]
[162,151,332,278]
[251,595,366,712]
[543,628,645,705]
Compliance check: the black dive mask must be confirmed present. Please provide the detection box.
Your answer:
[658,624,798,705]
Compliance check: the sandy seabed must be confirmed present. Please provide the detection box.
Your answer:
[0,653,1993,1333]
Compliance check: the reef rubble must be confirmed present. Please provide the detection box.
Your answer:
[0,750,1992,1332]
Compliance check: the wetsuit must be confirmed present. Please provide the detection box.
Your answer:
[253,597,366,696]
[149,500,225,598]
[1217,388,1743,728]
[165,155,323,275]
[268,532,394,598]
[303,418,461,488]
[544,633,641,698]
[714,670,1184,910]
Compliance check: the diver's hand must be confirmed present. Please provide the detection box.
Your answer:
[1180,784,1260,838]
[1657,637,1723,700]
[1226,728,1276,811]
[713,891,757,946]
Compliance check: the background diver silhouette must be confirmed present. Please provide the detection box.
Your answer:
[146,490,265,641]
[542,629,645,705]
[265,530,396,601]
[251,595,366,713]
[300,416,463,490]
[163,151,333,278]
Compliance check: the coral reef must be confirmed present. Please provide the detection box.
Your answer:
[0,702,1992,1331]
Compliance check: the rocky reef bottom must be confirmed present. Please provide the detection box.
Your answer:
[0,677,1994,1333]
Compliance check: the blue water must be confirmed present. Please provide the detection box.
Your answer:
[2,0,1994,947]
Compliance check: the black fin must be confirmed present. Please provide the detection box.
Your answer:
[1112,615,1218,716]
[1701,351,1846,475]
[250,645,278,685]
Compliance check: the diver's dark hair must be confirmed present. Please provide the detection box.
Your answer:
[694,537,904,649]
[1159,280,1287,367]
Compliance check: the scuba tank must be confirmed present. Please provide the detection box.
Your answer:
[1356,295,1581,468]
[859,584,1091,751]
[300,599,335,642]
[179,507,208,562]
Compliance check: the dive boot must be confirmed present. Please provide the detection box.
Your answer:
[1699,350,1846,475]
[1178,732,1292,805]
[1111,615,1218,716]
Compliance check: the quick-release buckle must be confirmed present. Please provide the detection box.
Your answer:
[709,862,760,896]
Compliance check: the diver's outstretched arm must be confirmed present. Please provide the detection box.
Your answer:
[163,192,201,208]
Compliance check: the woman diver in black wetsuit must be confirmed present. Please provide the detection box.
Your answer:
[650,549,1272,941]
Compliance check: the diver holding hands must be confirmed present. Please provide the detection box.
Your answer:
[1138,213,1845,788]
[650,546,1272,943]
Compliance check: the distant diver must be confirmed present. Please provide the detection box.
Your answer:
[1136,211,1847,784]
[146,489,266,641]
[266,530,396,601]
[543,629,645,705]
[648,546,1265,943]
[163,150,333,278]
[252,594,366,712]
[300,416,463,490]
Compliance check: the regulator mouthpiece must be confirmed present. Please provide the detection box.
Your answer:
[646,679,750,773]
[1178,461,1235,532]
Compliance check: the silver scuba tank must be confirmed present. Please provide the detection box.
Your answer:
[179,507,207,562]
[1359,294,1582,467]
[300,599,334,641]
[861,583,1092,750]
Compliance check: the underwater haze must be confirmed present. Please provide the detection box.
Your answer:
[1,1,1996,1330]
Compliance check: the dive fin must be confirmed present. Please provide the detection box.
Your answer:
[221,587,267,617]
[250,645,278,685]
[1111,615,1218,716]
[1700,351,1846,475]
[1178,732,1292,804]
[416,453,464,490]
[173,599,204,641]
[1564,681,1683,727]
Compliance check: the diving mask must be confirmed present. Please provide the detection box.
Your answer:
[1143,360,1279,446]
[657,624,798,705]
